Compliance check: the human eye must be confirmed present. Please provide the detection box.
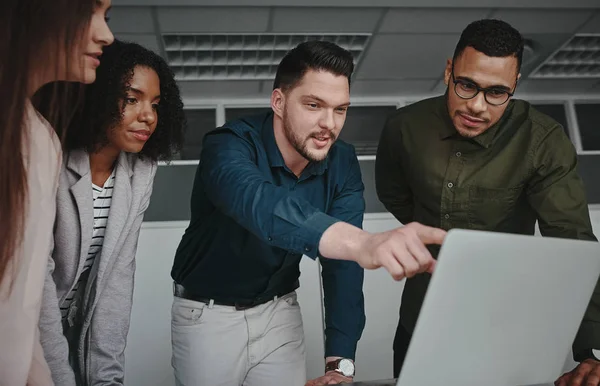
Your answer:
[488,88,508,97]
[458,81,477,91]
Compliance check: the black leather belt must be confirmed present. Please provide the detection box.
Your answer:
[173,282,298,311]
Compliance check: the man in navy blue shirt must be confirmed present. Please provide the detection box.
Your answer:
[170,41,446,386]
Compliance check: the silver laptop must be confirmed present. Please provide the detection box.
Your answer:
[396,229,600,386]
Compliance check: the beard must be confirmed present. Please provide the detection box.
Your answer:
[282,109,336,163]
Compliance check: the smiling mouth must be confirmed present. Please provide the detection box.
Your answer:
[85,53,101,66]
[311,135,332,149]
[130,130,151,141]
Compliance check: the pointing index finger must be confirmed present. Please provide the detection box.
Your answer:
[416,225,447,245]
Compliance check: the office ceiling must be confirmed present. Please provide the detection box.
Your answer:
[109,0,600,101]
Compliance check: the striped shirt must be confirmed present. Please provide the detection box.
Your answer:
[61,171,115,320]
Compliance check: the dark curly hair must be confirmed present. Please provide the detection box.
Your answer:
[454,19,524,71]
[66,39,185,161]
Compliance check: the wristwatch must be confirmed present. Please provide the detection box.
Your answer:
[325,358,355,377]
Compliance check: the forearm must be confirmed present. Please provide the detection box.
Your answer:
[320,258,365,359]
[88,264,134,386]
[202,132,343,258]
[27,329,55,386]
[39,260,77,386]
[318,222,370,262]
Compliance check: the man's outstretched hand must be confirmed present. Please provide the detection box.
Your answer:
[319,221,447,281]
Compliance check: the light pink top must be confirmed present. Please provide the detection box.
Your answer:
[0,101,61,385]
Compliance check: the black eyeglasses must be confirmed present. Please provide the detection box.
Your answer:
[450,67,516,106]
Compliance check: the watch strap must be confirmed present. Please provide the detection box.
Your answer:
[574,348,597,362]
[325,359,341,373]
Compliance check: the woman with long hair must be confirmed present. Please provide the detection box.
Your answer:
[0,0,113,384]
[39,39,185,385]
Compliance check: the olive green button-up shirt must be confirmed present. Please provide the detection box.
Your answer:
[375,94,599,356]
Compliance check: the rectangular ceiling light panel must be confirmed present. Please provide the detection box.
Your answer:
[162,33,371,81]
[529,34,600,79]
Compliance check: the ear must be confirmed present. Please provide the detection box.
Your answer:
[271,88,285,119]
[443,58,453,86]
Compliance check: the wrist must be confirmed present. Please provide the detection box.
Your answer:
[575,348,600,362]
[325,357,355,378]
[319,222,369,261]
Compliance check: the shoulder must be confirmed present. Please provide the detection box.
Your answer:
[513,100,570,147]
[202,113,271,153]
[220,112,269,139]
[126,154,158,186]
[330,139,358,160]
[384,95,444,133]
[328,139,361,177]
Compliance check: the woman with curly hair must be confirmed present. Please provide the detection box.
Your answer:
[39,39,185,386]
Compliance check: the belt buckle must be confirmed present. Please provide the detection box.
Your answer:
[234,302,253,311]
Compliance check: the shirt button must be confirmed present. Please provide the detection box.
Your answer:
[304,246,311,252]
[456,152,462,157]
[447,182,454,188]
[268,237,273,242]
[444,214,450,219]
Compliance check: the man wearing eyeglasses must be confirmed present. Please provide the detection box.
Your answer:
[376,19,600,386]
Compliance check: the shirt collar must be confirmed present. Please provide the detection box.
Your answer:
[436,92,516,149]
[261,112,329,176]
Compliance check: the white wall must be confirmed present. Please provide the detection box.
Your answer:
[125,208,600,385]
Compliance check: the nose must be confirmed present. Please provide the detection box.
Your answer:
[94,16,114,47]
[466,91,487,114]
[319,109,336,131]
[138,103,157,126]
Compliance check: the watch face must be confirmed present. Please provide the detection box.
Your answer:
[338,359,355,376]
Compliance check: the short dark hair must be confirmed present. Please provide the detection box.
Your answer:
[273,40,354,91]
[453,19,525,71]
[66,39,186,161]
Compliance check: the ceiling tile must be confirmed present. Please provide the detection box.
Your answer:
[517,33,572,78]
[178,80,263,99]
[356,34,458,79]
[115,34,161,54]
[589,80,600,91]
[157,7,270,33]
[351,79,438,96]
[490,9,592,34]
[109,7,155,34]
[271,7,382,33]
[579,12,600,33]
[379,8,490,33]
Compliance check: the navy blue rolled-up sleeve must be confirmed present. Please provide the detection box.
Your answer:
[200,128,340,259]
[319,150,366,359]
